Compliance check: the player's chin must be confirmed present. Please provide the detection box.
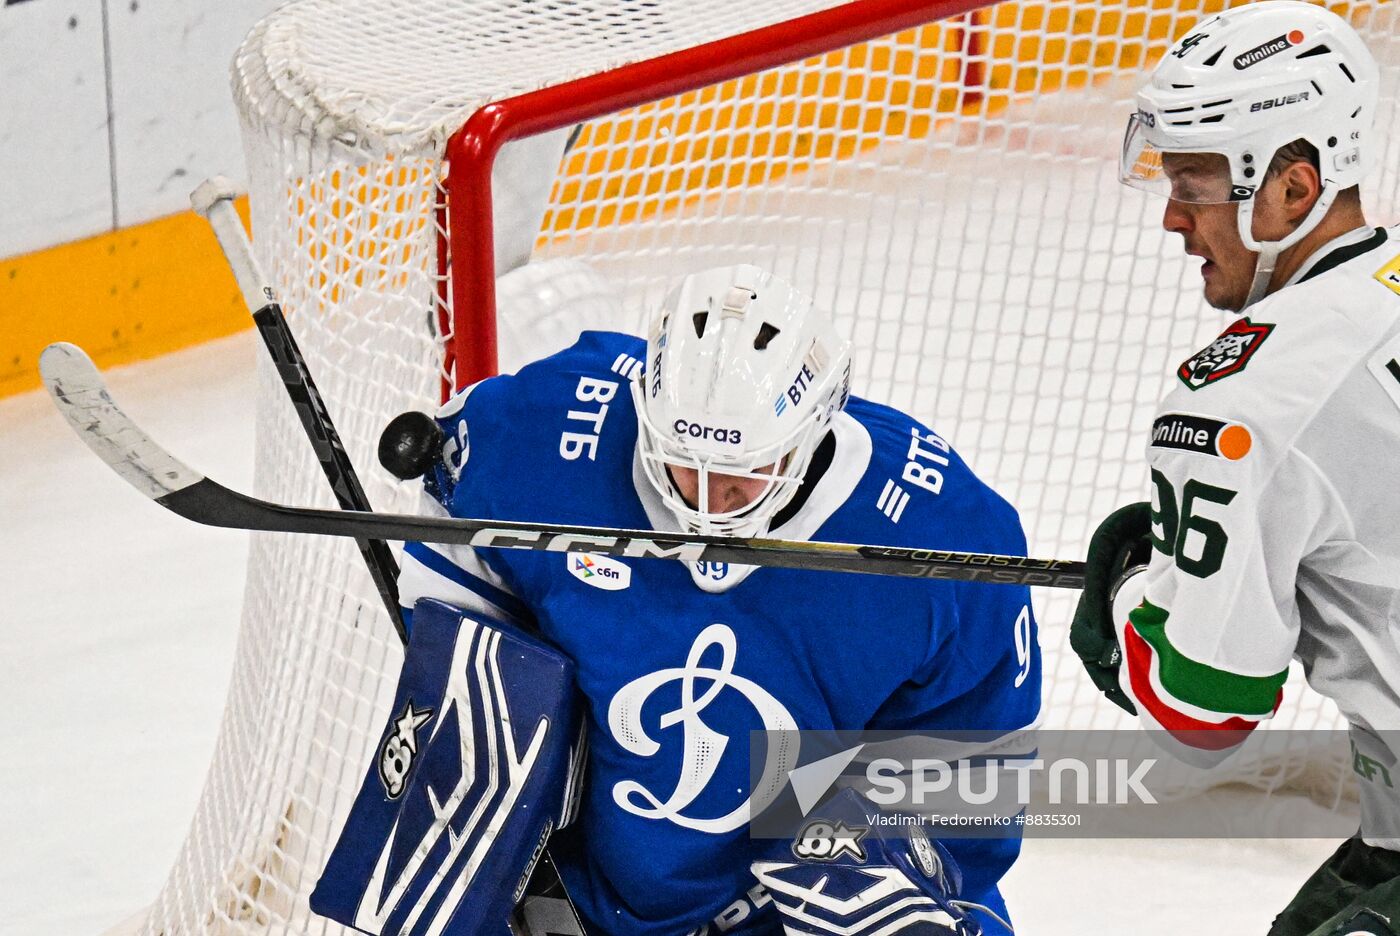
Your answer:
[1200,268,1243,312]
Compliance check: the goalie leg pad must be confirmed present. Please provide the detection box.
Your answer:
[311,598,583,936]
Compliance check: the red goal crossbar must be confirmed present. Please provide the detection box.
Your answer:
[439,0,991,396]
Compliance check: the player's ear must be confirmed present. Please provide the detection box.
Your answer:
[1278,159,1323,224]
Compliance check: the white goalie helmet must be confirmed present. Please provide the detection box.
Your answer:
[634,264,852,538]
[1120,0,1379,306]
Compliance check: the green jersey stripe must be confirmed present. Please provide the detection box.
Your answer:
[1128,600,1288,717]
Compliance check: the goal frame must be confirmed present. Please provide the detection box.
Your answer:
[441,0,988,392]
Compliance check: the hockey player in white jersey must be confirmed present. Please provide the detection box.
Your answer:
[1071,4,1400,933]
[397,264,1041,934]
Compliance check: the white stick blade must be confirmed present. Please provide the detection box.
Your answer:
[190,177,272,313]
[39,342,204,500]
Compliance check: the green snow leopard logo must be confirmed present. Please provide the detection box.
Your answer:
[1178,318,1275,391]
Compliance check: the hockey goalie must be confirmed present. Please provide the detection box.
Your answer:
[310,256,1042,934]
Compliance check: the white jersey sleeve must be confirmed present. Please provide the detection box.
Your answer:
[1115,416,1340,737]
[1114,225,1400,756]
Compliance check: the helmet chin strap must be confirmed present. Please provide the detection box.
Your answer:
[1236,186,1338,309]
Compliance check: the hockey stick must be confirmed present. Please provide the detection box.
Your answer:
[189,178,407,642]
[187,181,587,934]
[39,342,1086,590]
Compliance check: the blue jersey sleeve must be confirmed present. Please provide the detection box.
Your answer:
[866,492,1041,733]
[862,493,1041,926]
[397,331,647,638]
[396,379,532,637]
[839,396,1041,733]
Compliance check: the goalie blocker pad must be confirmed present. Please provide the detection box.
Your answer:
[311,599,584,935]
[753,787,980,936]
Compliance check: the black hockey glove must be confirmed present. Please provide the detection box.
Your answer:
[1069,502,1152,715]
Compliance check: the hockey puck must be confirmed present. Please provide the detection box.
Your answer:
[378,411,443,480]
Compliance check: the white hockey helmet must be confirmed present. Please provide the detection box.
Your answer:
[634,264,851,538]
[1120,1,1379,306]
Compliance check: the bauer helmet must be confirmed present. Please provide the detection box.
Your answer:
[1120,0,1379,306]
[634,264,851,538]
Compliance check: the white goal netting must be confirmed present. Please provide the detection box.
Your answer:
[139,0,1400,931]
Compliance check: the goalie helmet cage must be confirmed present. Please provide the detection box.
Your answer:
[144,0,1398,931]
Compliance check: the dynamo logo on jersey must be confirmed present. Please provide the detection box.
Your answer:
[608,623,798,833]
[569,553,632,590]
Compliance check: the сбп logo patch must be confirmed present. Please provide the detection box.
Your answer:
[568,552,632,590]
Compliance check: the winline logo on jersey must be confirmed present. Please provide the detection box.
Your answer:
[1151,413,1252,460]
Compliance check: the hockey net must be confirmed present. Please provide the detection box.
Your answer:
[139,0,1400,931]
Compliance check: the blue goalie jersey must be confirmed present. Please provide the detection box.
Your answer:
[397,331,1041,935]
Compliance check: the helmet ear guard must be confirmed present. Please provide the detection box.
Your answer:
[634,264,852,537]
[1119,0,1380,307]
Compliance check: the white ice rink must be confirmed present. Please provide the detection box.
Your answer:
[1,331,1348,935]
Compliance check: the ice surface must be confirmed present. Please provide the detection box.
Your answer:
[0,334,255,935]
